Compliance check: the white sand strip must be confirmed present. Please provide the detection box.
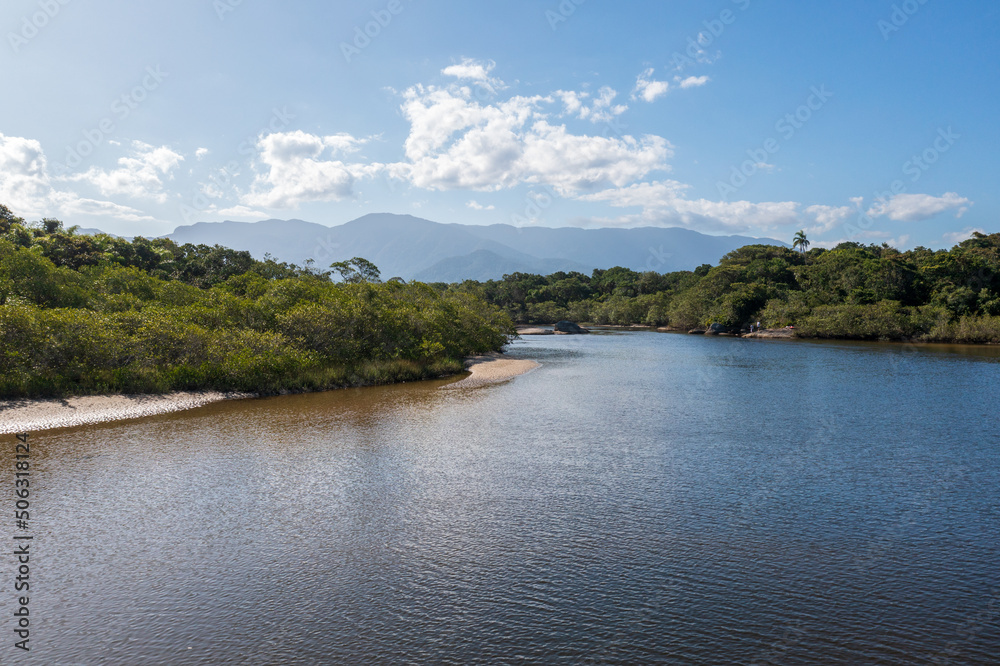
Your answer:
[1,355,539,432]
[0,392,253,435]
[441,353,540,390]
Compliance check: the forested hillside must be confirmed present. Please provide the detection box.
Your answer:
[447,233,1000,343]
[0,206,513,398]
[4,199,998,402]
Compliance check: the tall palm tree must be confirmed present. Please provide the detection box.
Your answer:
[792,230,810,254]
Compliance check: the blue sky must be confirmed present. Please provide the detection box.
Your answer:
[1,0,997,248]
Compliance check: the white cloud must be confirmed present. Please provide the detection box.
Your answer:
[242,130,381,209]
[215,205,268,220]
[67,141,184,203]
[673,40,720,70]
[587,86,628,123]
[0,133,155,223]
[555,90,587,116]
[804,204,855,233]
[678,75,710,89]
[868,192,971,222]
[391,84,662,195]
[0,133,51,215]
[579,180,800,232]
[553,86,627,123]
[53,194,155,223]
[632,68,670,103]
[466,200,494,211]
[630,70,708,104]
[195,147,209,160]
[441,58,505,94]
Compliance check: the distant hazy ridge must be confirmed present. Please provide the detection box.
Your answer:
[166,213,785,281]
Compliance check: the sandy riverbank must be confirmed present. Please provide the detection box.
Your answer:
[0,391,254,435]
[0,354,539,434]
[441,353,540,390]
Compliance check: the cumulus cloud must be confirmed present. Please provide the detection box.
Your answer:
[578,187,975,236]
[868,192,971,222]
[390,84,663,195]
[54,194,155,223]
[552,86,627,123]
[441,58,505,94]
[242,130,381,209]
[678,75,710,89]
[804,204,855,233]
[0,133,51,214]
[67,141,184,203]
[632,68,670,103]
[555,90,587,116]
[579,180,800,232]
[215,205,269,220]
[466,200,494,210]
[586,86,628,123]
[0,133,155,222]
[630,70,708,104]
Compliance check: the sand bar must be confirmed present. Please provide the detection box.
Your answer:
[442,353,540,390]
[0,392,253,435]
[2,353,540,433]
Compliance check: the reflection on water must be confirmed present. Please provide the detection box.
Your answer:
[5,332,1000,664]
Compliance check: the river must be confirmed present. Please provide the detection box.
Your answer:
[4,331,1000,664]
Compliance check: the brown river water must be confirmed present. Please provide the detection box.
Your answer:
[2,331,999,664]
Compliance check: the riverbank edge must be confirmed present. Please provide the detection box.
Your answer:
[439,352,541,390]
[0,353,538,435]
[519,323,1000,345]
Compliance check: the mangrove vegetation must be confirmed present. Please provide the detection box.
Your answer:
[0,206,513,399]
[444,231,1000,343]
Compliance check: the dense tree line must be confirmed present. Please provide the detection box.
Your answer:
[0,206,513,398]
[446,233,1000,343]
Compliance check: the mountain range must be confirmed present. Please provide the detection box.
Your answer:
[164,213,786,281]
